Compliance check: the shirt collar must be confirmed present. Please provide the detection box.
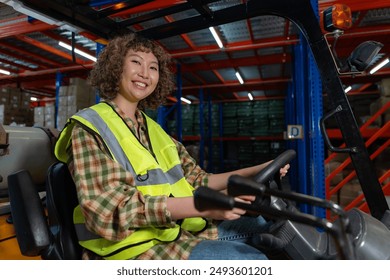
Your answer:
[105,100,147,130]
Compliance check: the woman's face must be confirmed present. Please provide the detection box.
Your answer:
[119,49,159,104]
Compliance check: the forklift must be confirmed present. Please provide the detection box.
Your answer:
[2,0,390,260]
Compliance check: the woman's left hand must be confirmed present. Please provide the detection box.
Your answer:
[280,164,290,177]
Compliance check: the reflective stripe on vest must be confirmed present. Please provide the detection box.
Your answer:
[72,103,194,196]
[73,205,182,260]
[55,102,207,259]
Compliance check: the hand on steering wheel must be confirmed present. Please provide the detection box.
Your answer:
[279,164,290,178]
[254,149,296,184]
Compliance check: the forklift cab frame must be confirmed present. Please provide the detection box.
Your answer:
[7,0,390,260]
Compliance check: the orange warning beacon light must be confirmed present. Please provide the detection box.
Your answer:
[321,4,352,32]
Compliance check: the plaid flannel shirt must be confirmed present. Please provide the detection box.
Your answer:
[66,101,217,260]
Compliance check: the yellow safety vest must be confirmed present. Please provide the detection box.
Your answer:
[55,102,207,259]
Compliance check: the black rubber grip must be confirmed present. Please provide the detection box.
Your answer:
[254,149,296,184]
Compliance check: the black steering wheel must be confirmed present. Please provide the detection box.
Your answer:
[194,149,297,213]
[254,149,296,184]
[227,149,296,214]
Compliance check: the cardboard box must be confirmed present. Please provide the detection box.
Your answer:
[0,124,8,147]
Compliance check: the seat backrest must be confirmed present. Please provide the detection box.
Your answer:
[45,162,82,260]
[8,169,51,256]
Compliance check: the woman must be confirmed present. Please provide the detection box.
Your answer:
[54,33,289,260]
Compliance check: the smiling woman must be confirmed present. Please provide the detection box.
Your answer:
[50,32,289,260]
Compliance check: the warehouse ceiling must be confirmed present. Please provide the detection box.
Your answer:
[0,0,389,104]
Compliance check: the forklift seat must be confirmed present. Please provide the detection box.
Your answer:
[45,161,82,259]
[8,162,82,259]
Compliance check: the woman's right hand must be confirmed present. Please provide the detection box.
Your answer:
[200,207,246,221]
[200,195,254,220]
[167,195,251,221]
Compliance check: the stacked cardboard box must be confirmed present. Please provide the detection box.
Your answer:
[252,101,269,136]
[369,78,390,127]
[0,87,33,126]
[237,102,253,136]
[33,106,45,127]
[268,100,285,135]
[56,78,96,130]
[181,105,195,136]
[222,103,238,136]
[45,105,56,128]
[33,103,55,128]
[209,104,220,136]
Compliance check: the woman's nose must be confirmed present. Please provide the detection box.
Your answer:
[138,65,149,78]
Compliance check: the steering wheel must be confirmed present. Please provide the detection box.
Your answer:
[227,149,296,213]
[194,149,297,213]
[254,149,296,184]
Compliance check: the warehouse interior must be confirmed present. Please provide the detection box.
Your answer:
[0,0,389,260]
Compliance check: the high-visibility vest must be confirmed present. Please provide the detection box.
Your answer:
[55,102,207,259]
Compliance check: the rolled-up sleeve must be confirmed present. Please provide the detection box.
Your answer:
[172,138,210,189]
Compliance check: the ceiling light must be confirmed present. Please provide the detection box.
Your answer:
[30,97,38,102]
[180,97,191,104]
[3,0,80,32]
[0,69,11,75]
[344,85,352,93]
[248,92,253,101]
[209,27,224,49]
[235,71,244,84]
[58,41,97,62]
[369,57,389,74]
[4,0,58,25]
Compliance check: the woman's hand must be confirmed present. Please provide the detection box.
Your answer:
[199,194,255,221]
[279,164,290,177]
[200,207,245,221]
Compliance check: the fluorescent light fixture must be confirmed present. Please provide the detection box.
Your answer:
[180,97,192,104]
[3,0,80,32]
[344,85,352,93]
[248,92,253,101]
[4,0,58,25]
[369,57,389,74]
[30,96,38,102]
[235,71,244,84]
[58,41,97,62]
[209,27,224,49]
[0,69,11,75]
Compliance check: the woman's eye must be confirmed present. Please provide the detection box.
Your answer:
[150,66,158,71]
[131,60,141,65]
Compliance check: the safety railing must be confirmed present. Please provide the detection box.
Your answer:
[325,101,390,219]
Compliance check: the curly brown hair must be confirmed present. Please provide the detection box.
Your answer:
[88,33,175,109]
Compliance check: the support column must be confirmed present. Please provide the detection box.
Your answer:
[199,88,204,169]
[55,71,63,129]
[293,41,310,214]
[309,0,325,218]
[176,64,182,143]
[291,0,325,217]
[94,42,105,104]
